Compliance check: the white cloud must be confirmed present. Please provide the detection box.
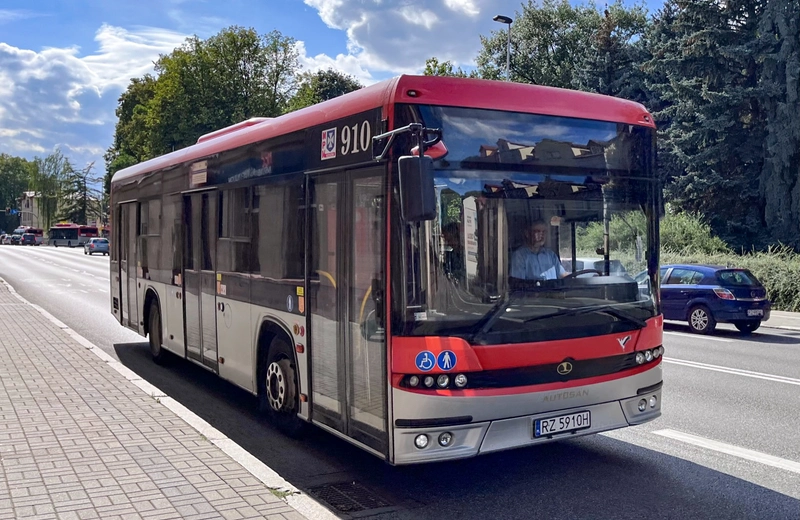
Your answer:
[0,9,41,24]
[302,0,522,74]
[0,24,187,169]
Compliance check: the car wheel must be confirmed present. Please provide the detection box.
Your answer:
[688,305,716,334]
[734,321,760,334]
[148,304,168,365]
[258,336,304,436]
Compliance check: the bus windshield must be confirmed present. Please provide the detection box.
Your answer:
[394,106,658,344]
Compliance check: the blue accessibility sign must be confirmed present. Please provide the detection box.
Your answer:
[415,351,435,372]
[437,350,457,371]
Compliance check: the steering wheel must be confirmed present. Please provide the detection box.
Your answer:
[565,269,602,278]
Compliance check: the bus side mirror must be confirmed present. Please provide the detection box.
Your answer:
[398,155,436,222]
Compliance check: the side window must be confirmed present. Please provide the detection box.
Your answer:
[665,268,693,285]
[690,271,705,284]
[254,182,305,278]
[218,188,251,273]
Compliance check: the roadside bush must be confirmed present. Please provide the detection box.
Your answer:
[576,210,730,255]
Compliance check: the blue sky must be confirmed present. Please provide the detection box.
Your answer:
[0,0,663,179]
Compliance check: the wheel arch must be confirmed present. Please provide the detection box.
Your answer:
[142,287,162,336]
[255,318,297,373]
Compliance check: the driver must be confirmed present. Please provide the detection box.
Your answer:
[510,220,567,280]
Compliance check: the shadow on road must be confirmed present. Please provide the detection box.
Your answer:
[114,340,800,520]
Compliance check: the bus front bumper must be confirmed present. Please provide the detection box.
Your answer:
[392,386,661,465]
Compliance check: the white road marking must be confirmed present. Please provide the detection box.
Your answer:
[664,331,733,343]
[663,357,800,386]
[653,429,800,475]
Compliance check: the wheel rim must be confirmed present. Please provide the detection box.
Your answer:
[266,361,287,412]
[691,309,708,330]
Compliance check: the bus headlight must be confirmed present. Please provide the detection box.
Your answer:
[423,376,435,388]
[414,434,429,449]
[438,432,453,447]
[437,375,449,388]
[645,350,654,362]
[649,396,657,408]
[635,352,645,365]
[638,399,647,412]
[454,374,468,388]
[408,376,420,387]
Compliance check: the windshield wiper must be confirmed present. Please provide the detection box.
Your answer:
[470,292,521,344]
[523,303,648,328]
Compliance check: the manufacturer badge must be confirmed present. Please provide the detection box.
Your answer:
[618,335,632,350]
[557,361,573,375]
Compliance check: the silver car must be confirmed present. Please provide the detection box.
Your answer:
[84,237,109,256]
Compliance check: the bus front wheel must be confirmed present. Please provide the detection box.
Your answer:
[259,337,304,436]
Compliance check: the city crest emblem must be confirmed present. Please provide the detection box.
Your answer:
[321,128,337,160]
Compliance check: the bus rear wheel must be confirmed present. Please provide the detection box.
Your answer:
[259,337,304,436]
[148,304,168,365]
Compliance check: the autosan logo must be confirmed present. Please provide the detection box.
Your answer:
[618,335,632,350]
[557,361,573,375]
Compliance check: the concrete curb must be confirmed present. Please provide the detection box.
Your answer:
[0,277,338,520]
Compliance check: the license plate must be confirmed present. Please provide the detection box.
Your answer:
[747,309,763,317]
[534,411,591,438]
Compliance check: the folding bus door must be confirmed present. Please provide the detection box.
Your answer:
[308,168,388,456]
[118,202,138,330]
[183,191,219,370]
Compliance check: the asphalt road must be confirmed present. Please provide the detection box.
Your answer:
[2,244,799,519]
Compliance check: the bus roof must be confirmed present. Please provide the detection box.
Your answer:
[111,75,655,188]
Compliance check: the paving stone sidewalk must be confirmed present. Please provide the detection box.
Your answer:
[0,282,312,520]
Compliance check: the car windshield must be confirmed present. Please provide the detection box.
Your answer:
[717,269,760,286]
[392,107,659,344]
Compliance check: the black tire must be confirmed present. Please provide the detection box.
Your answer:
[734,321,760,334]
[67,241,72,247]
[258,337,304,436]
[84,250,88,255]
[688,305,716,334]
[148,303,168,364]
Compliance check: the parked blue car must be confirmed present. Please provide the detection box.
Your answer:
[637,264,771,334]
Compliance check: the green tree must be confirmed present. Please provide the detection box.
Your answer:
[58,162,103,225]
[108,26,301,164]
[476,0,602,87]
[31,150,70,230]
[288,68,363,112]
[645,0,765,249]
[0,154,34,232]
[758,0,800,245]
[104,75,157,195]
[422,57,472,78]
[573,1,650,101]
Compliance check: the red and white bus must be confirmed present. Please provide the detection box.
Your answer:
[110,75,663,464]
[49,223,99,247]
[13,226,44,245]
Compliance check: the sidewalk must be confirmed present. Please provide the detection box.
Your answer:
[0,280,333,520]
[762,310,800,332]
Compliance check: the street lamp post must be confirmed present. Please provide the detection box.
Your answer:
[492,14,513,81]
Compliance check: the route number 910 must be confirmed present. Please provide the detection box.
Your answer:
[341,121,372,156]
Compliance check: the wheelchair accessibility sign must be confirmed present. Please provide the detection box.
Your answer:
[415,351,435,372]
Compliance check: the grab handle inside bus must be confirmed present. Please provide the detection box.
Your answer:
[398,155,436,222]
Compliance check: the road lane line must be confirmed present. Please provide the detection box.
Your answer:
[664,331,733,343]
[653,429,800,475]
[663,357,800,386]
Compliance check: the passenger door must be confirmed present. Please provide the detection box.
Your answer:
[662,268,698,320]
[117,202,139,330]
[183,191,219,370]
[308,168,388,456]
